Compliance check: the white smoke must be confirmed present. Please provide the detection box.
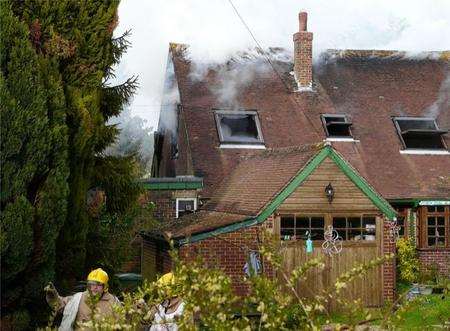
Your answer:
[424,72,450,119]
[106,108,154,176]
[115,0,450,129]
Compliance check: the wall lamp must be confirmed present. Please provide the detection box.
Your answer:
[325,182,334,203]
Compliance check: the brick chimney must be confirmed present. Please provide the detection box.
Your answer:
[293,12,313,90]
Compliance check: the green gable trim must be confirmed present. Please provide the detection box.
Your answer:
[178,217,257,245]
[254,147,331,223]
[143,181,203,190]
[177,145,396,245]
[327,149,397,220]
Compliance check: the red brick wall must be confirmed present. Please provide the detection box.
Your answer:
[382,220,396,302]
[140,190,176,221]
[180,217,275,296]
[418,250,450,276]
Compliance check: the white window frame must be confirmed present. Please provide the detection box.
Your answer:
[176,198,197,218]
[214,109,265,146]
[321,114,354,139]
[393,116,448,151]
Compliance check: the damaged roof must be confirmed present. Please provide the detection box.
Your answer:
[167,44,449,201]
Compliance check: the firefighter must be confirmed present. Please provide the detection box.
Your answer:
[44,268,120,330]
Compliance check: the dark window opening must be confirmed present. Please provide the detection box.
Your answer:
[332,216,376,241]
[215,110,264,144]
[280,215,324,240]
[176,199,196,218]
[321,114,353,138]
[394,117,447,150]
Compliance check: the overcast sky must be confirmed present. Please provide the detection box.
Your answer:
[114,0,450,130]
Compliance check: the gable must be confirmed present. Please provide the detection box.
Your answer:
[177,146,396,244]
[278,158,379,213]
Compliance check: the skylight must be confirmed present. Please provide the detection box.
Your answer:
[393,117,447,150]
[215,110,264,145]
[321,114,353,138]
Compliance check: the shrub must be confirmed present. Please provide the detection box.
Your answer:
[396,237,419,283]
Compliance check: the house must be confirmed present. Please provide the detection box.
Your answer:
[142,12,450,306]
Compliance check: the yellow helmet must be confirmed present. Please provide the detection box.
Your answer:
[87,268,109,289]
[157,272,175,287]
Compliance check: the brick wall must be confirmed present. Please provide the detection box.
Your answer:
[180,217,275,296]
[382,220,396,302]
[418,250,450,276]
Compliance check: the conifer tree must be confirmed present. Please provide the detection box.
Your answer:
[1,0,142,326]
[1,2,69,326]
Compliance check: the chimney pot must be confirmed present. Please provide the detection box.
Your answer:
[299,12,308,31]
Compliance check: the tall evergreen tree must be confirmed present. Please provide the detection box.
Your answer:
[1,0,142,327]
[0,2,69,326]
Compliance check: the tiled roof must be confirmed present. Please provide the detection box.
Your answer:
[205,144,322,215]
[169,45,450,201]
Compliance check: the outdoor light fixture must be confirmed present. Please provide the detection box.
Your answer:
[325,182,334,203]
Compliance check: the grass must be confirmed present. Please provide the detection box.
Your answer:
[391,294,450,330]
[314,294,449,330]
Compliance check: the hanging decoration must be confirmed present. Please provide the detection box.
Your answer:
[243,251,262,277]
[388,217,400,243]
[322,225,342,256]
[305,231,313,253]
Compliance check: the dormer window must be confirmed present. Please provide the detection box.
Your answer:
[393,117,447,150]
[215,110,265,147]
[321,114,353,138]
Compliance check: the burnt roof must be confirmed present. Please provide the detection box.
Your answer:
[166,44,449,203]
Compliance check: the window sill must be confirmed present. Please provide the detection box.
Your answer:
[417,247,450,251]
[324,138,359,142]
[399,149,449,155]
[219,144,266,149]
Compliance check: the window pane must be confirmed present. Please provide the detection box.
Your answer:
[333,217,346,228]
[436,206,445,213]
[295,228,309,238]
[349,229,362,241]
[281,216,295,228]
[428,217,435,226]
[437,217,445,226]
[363,217,376,226]
[310,217,324,228]
[428,227,435,236]
[436,227,445,236]
[437,237,445,246]
[311,228,324,240]
[428,237,436,246]
[296,217,309,228]
[280,228,294,238]
[348,217,361,228]
[427,206,437,213]
[337,230,347,240]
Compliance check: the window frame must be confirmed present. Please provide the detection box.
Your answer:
[393,116,448,151]
[419,205,450,249]
[280,214,325,241]
[175,198,197,218]
[214,109,265,145]
[279,213,378,243]
[321,114,353,138]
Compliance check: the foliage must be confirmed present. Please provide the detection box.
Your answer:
[85,202,158,280]
[43,233,408,331]
[1,1,69,327]
[396,237,419,284]
[1,0,143,327]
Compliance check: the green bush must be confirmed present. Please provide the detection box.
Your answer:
[396,237,419,283]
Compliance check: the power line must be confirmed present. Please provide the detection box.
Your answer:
[226,0,322,136]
